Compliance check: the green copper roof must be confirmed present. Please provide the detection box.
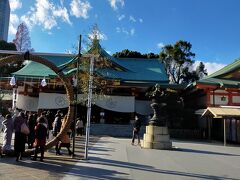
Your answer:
[97,58,167,82]
[197,77,240,88]
[197,59,240,88]
[13,61,56,77]
[13,42,168,83]
[13,54,75,77]
[207,59,240,78]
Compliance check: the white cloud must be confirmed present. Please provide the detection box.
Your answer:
[108,0,124,10]
[19,0,75,32]
[118,14,125,21]
[116,27,121,33]
[122,28,129,35]
[129,15,136,22]
[70,0,92,19]
[29,0,57,30]
[9,0,22,35]
[53,6,72,25]
[157,42,164,49]
[60,0,64,6]
[9,0,92,35]
[193,61,226,75]
[139,18,143,23]
[130,28,135,36]
[9,0,22,12]
[9,13,20,35]
[116,27,135,36]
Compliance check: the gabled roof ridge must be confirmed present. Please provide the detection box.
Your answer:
[87,41,131,72]
[205,58,240,79]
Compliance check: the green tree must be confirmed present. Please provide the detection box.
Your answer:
[113,49,159,59]
[196,62,208,79]
[159,40,195,84]
[0,40,24,77]
[0,40,16,50]
[181,62,208,83]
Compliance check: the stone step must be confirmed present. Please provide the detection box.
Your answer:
[90,124,145,137]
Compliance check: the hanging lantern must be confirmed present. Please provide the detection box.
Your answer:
[72,76,77,87]
[9,76,16,86]
[41,78,47,87]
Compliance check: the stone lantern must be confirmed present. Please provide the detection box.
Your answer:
[142,84,172,150]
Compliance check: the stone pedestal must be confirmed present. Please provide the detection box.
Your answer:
[142,125,172,150]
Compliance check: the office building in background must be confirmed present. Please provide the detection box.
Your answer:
[0,0,10,41]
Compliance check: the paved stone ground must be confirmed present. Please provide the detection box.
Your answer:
[62,137,240,180]
[1,132,240,180]
[0,132,98,179]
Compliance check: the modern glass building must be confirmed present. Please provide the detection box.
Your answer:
[0,0,10,41]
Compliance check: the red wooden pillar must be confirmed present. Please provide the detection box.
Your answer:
[228,90,233,105]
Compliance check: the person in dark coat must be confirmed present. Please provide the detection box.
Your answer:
[131,116,141,145]
[46,111,54,131]
[14,112,27,161]
[27,113,36,149]
[53,110,62,154]
[52,110,62,137]
[32,117,47,162]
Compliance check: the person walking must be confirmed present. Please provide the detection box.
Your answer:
[2,114,14,153]
[131,116,141,146]
[14,112,27,161]
[32,117,47,162]
[52,110,62,137]
[76,118,84,136]
[27,113,36,149]
[56,116,72,156]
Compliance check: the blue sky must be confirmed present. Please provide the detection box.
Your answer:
[8,0,240,74]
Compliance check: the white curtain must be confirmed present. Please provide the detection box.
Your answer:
[135,100,153,115]
[38,93,69,109]
[95,95,135,112]
[16,94,39,112]
[34,93,136,113]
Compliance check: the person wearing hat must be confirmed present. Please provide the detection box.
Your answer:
[131,115,141,145]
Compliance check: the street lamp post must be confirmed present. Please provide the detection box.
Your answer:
[84,56,94,160]
[72,35,81,157]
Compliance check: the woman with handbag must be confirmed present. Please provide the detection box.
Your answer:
[14,112,27,161]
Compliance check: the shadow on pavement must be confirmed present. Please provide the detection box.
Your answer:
[88,156,238,180]
[176,147,240,156]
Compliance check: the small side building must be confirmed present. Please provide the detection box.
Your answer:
[192,59,240,144]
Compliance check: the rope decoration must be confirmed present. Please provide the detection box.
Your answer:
[0,54,75,151]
